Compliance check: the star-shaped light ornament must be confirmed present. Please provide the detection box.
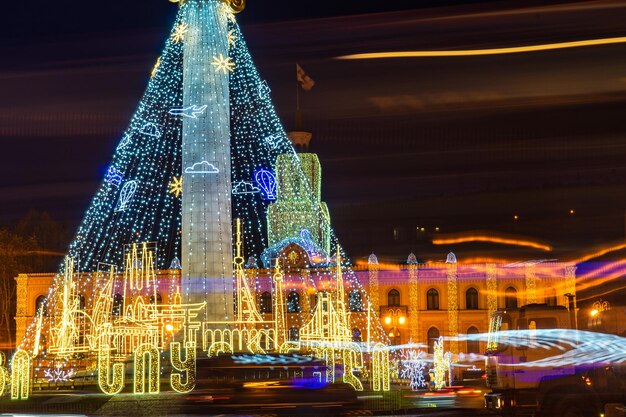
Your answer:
[169,176,183,198]
[171,23,188,44]
[220,2,237,23]
[212,54,235,74]
[227,30,238,48]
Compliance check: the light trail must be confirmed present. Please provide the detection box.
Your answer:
[432,235,552,252]
[336,36,626,60]
[571,242,626,263]
[453,330,626,368]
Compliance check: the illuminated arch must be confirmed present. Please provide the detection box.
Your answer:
[10,350,30,400]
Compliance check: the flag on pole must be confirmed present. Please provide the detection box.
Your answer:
[296,63,315,91]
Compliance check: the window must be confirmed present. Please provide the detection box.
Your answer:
[427,288,439,310]
[260,292,272,314]
[389,329,401,345]
[352,328,362,343]
[150,293,162,305]
[289,327,300,341]
[466,326,480,354]
[35,295,47,316]
[505,287,518,309]
[466,288,479,310]
[545,287,557,307]
[112,294,123,316]
[315,291,329,312]
[349,290,363,312]
[427,327,440,354]
[287,291,300,313]
[388,289,400,306]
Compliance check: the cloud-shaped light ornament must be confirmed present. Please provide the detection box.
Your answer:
[185,161,219,174]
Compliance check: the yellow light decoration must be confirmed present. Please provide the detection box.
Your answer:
[565,265,577,309]
[227,29,237,48]
[49,257,82,357]
[134,343,160,394]
[225,0,245,14]
[279,341,300,354]
[486,263,498,319]
[525,264,538,305]
[446,263,459,356]
[171,23,188,44]
[433,336,447,390]
[342,344,364,391]
[207,341,233,357]
[272,259,287,346]
[371,343,390,391]
[408,262,419,340]
[0,352,9,397]
[98,343,125,395]
[170,341,196,393]
[212,54,235,74]
[169,176,183,198]
[220,2,237,22]
[322,347,335,383]
[151,57,161,79]
[10,350,31,400]
[368,257,380,312]
[32,310,43,357]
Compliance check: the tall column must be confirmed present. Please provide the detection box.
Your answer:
[181,0,233,323]
[367,254,379,312]
[486,264,498,319]
[525,264,538,305]
[446,263,459,356]
[14,274,29,346]
[408,262,419,341]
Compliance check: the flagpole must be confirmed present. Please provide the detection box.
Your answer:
[296,63,301,111]
[295,63,302,130]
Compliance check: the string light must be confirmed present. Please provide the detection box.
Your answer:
[98,343,125,395]
[0,352,9,397]
[371,343,390,391]
[134,343,160,394]
[170,341,197,393]
[10,350,30,400]
[342,344,364,391]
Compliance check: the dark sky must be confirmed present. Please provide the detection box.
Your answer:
[2,0,626,266]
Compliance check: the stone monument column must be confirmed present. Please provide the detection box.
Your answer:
[181,0,233,323]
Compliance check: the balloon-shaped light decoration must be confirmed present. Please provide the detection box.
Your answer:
[117,180,138,211]
[254,168,276,201]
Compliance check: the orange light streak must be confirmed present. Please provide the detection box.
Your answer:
[571,242,626,263]
[432,235,552,252]
[336,37,626,60]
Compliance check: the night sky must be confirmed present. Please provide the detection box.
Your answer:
[2,1,626,267]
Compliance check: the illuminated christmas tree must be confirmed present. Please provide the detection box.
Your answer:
[12,0,391,396]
